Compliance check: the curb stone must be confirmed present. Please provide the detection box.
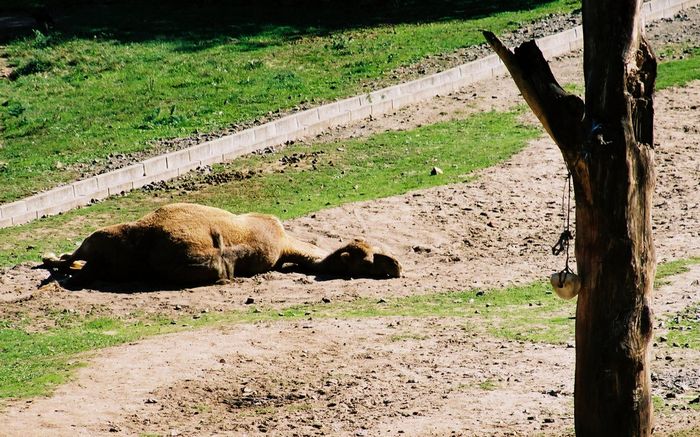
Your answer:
[1,0,697,228]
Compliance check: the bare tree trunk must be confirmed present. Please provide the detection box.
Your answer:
[484,0,656,434]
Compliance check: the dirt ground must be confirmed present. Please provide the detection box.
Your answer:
[1,8,700,437]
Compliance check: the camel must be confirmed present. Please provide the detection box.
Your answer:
[40,203,402,288]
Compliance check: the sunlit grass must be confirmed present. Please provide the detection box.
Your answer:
[0,108,540,267]
[0,0,580,202]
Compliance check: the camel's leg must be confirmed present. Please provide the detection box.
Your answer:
[151,245,246,286]
[163,262,225,286]
[277,235,328,272]
[42,251,85,273]
[62,260,100,290]
[42,252,69,269]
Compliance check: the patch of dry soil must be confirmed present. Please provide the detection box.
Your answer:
[1,8,700,436]
[2,269,699,437]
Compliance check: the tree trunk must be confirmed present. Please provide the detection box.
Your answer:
[484,0,656,434]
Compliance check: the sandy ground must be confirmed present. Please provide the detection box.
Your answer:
[1,8,700,437]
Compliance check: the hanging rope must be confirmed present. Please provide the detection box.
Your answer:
[551,172,573,287]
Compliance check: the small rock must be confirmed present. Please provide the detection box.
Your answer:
[144,398,158,404]
[322,297,331,303]
[430,167,443,176]
[412,245,432,253]
[245,297,255,305]
[543,418,555,424]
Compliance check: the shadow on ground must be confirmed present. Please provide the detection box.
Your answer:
[1,0,564,47]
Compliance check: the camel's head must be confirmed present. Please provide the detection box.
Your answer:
[323,239,402,279]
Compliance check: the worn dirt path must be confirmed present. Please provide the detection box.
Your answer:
[1,8,700,436]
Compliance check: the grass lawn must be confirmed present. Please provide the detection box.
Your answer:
[2,42,700,267]
[0,0,581,202]
[0,108,540,267]
[657,47,700,89]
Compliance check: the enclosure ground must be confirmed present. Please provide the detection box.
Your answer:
[0,8,699,437]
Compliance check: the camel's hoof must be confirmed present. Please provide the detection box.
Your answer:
[70,260,86,271]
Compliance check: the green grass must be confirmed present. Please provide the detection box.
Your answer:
[652,395,666,412]
[0,0,580,202]
[655,256,700,350]
[657,47,700,89]
[478,379,499,391]
[0,108,540,267]
[663,303,700,350]
[655,257,700,288]
[0,317,164,398]
[563,45,700,98]
[668,428,700,437]
[390,332,429,342]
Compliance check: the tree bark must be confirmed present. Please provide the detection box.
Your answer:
[484,0,656,434]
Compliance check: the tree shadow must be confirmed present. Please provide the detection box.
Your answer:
[2,0,561,49]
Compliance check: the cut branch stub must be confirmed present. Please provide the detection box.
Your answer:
[483,31,584,162]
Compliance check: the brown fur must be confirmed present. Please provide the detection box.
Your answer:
[41,203,401,288]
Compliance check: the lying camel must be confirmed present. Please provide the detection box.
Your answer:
[41,203,401,288]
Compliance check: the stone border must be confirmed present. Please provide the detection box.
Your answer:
[1,0,697,228]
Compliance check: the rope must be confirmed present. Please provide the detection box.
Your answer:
[551,172,574,287]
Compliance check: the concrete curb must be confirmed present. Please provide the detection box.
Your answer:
[1,0,697,228]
